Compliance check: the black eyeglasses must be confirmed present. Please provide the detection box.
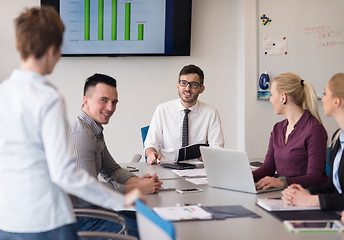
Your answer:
[178,80,201,89]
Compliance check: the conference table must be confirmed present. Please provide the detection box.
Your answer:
[122,162,343,240]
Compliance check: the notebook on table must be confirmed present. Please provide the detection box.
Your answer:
[200,147,283,194]
[160,162,196,170]
[161,144,208,170]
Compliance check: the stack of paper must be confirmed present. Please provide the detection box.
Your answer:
[257,198,321,211]
[185,177,208,185]
[171,168,207,177]
[153,205,212,221]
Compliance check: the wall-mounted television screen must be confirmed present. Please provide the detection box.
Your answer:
[41,0,192,56]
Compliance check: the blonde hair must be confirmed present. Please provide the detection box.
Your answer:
[274,72,321,123]
[328,73,344,99]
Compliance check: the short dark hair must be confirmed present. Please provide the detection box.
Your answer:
[15,6,64,60]
[179,64,205,86]
[84,73,117,96]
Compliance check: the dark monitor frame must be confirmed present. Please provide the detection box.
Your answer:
[40,0,192,57]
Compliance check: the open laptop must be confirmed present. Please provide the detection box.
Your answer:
[200,147,283,194]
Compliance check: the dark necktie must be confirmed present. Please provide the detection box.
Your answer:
[182,109,191,147]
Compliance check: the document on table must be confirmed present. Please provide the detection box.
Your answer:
[153,205,212,221]
[257,198,321,211]
[185,177,208,185]
[171,168,207,177]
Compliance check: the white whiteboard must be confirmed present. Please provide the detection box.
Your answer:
[258,0,344,97]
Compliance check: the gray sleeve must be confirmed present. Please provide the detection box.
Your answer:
[101,145,135,184]
[105,181,127,194]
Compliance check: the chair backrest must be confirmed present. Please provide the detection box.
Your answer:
[74,208,137,240]
[140,125,149,161]
[140,125,150,147]
[135,200,175,240]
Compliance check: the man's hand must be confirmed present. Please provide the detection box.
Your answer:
[146,148,161,165]
[126,173,163,194]
[136,174,163,194]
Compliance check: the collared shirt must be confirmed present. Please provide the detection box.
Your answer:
[332,130,344,194]
[145,99,224,162]
[70,111,135,208]
[0,70,124,233]
[253,110,328,187]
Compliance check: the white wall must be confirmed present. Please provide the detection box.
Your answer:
[0,0,339,162]
[0,0,239,163]
[243,0,338,158]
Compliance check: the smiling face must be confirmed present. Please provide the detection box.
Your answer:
[82,83,118,126]
[177,73,205,108]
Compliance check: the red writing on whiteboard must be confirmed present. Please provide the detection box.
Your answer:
[304,25,330,34]
[304,25,344,51]
[318,31,343,40]
[319,41,344,49]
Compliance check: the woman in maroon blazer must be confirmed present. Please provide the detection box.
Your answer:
[253,72,328,191]
[282,73,344,211]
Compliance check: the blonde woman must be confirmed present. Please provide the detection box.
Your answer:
[282,73,344,211]
[254,72,328,190]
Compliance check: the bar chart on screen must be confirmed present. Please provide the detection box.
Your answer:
[60,0,166,54]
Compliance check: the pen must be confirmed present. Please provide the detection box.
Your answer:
[126,166,136,169]
[176,203,202,206]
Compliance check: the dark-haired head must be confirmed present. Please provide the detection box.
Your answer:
[84,73,117,96]
[179,64,204,86]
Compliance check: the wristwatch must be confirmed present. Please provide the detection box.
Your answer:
[278,176,287,188]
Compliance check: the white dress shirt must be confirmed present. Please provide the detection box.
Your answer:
[333,130,344,194]
[0,70,124,233]
[145,99,224,162]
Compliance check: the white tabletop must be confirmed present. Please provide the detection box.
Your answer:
[123,162,343,240]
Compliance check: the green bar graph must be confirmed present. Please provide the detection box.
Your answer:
[84,0,90,40]
[98,0,104,40]
[111,0,117,40]
[138,24,144,40]
[83,0,145,42]
[125,2,131,40]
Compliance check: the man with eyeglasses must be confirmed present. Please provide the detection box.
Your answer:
[145,64,224,164]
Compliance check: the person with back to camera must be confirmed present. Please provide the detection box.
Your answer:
[253,72,328,190]
[282,73,344,211]
[0,7,143,240]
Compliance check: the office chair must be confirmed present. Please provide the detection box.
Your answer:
[73,208,138,240]
[131,154,142,163]
[130,126,150,163]
[135,200,175,240]
[140,126,150,162]
[140,126,149,147]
